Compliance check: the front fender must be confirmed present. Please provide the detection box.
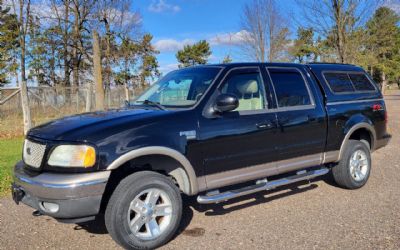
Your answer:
[106,146,200,195]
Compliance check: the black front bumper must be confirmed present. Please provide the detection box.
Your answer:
[12,161,111,223]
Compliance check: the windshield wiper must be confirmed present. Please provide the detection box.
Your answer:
[137,100,166,110]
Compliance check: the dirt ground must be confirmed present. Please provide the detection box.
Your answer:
[1,94,399,250]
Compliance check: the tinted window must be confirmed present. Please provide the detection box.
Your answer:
[268,68,311,107]
[324,72,355,93]
[221,71,266,111]
[348,73,376,91]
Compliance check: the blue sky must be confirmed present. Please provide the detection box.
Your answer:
[133,0,273,73]
[133,0,400,74]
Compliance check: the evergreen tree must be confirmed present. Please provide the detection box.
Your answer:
[222,55,233,63]
[289,28,318,63]
[0,1,19,86]
[28,16,50,85]
[176,40,211,68]
[115,37,138,86]
[137,34,160,87]
[365,7,400,90]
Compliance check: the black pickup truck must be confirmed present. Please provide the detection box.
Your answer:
[12,63,391,249]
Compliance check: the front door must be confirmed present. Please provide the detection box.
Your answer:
[198,67,279,190]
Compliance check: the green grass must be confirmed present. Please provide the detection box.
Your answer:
[0,137,23,196]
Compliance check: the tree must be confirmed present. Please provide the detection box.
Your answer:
[61,0,70,86]
[137,34,160,88]
[0,1,19,86]
[289,28,318,63]
[93,30,104,110]
[364,7,400,93]
[222,54,233,63]
[296,0,380,63]
[176,40,211,68]
[71,0,95,89]
[28,16,52,86]
[94,0,123,90]
[15,0,32,134]
[240,0,290,62]
[115,37,137,85]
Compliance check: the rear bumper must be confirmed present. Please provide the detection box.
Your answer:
[374,133,391,151]
[12,161,110,222]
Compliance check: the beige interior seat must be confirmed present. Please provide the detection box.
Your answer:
[235,80,263,111]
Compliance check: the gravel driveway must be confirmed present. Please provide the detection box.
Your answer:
[1,95,399,250]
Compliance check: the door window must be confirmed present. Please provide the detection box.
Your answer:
[268,68,312,108]
[220,70,266,111]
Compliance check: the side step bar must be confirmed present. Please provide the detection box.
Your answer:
[197,167,329,204]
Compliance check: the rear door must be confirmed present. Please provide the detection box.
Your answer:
[198,66,279,189]
[265,66,327,174]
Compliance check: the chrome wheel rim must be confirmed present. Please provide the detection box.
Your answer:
[127,188,173,240]
[349,149,369,182]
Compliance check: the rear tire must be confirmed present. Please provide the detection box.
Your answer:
[332,140,371,189]
[105,171,182,249]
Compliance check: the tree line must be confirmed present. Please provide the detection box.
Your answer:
[1,0,399,133]
[174,0,400,92]
[0,0,160,90]
[1,0,399,91]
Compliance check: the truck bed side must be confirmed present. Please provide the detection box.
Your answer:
[307,64,389,160]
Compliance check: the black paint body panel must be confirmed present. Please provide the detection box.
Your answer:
[25,63,390,186]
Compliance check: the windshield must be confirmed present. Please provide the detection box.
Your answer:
[133,67,222,108]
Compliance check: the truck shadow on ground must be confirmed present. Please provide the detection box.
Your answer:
[76,174,333,237]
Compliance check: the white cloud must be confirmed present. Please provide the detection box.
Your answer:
[153,38,195,52]
[209,30,250,46]
[30,0,57,19]
[154,30,251,53]
[384,0,400,14]
[159,63,179,73]
[148,0,181,13]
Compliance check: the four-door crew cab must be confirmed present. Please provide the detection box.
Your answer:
[12,63,391,249]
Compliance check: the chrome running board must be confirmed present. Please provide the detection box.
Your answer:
[197,167,329,204]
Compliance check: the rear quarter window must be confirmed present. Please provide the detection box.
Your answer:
[323,71,376,93]
[348,73,376,91]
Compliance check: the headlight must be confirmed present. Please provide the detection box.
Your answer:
[48,145,96,168]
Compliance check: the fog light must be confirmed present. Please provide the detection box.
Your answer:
[40,202,59,213]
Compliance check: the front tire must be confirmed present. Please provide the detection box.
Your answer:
[105,171,182,249]
[332,140,371,189]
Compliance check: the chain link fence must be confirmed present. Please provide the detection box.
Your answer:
[0,85,144,138]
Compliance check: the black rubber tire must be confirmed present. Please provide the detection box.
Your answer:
[332,140,371,189]
[105,171,182,249]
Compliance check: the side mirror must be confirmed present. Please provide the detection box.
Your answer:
[214,94,239,113]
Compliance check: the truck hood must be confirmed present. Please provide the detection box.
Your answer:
[27,108,163,141]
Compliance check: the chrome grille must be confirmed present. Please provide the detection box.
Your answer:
[23,140,46,168]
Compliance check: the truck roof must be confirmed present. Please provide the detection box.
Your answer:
[199,62,379,103]
[306,63,364,72]
[201,62,365,72]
